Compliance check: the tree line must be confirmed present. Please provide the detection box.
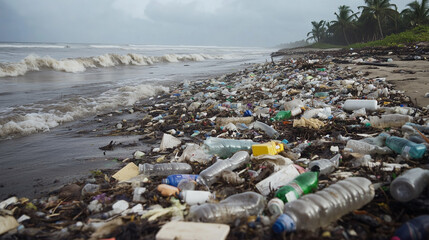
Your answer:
[307,0,429,45]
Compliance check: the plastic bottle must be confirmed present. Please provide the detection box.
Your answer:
[253,121,280,138]
[275,171,319,203]
[162,174,199,187]
[267,198,285,216]
[177,179,196,191]
[138,163,193,176]
[369,114,413,129]
[252,141,284,156]
[179,190,215,205]
[273,177,375,233]
[360,133,389,147]
[186,192,265,223]
[215,116,254,127]
[197,151,250,186]
[256,164,300,196]
[405,122,429,134]
[314,92,329,98]
[385,136,427,159]
[390,168,429,202]
[391,215,429,240]
[308,154,341,176]
[203,137,256,159]
[271,111,291,121]
[343,99,378,112]
[345,139,392,155]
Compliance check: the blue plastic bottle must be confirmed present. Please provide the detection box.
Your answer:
[392,215,429,240]
[162,174,199,187]
[385,136,427,159]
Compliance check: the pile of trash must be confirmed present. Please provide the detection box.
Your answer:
[1,49,429,240]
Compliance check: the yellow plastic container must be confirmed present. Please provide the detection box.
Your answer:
[252,141,284,156]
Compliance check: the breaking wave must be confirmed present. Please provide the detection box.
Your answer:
[0,84,169,138]
[0,53,220,77]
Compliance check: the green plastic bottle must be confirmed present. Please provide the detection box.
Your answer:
[275,171,319,203]
[271,110,291,121]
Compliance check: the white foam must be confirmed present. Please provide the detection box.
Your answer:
[0,53,224,77]
[0,84,169,138]
[0,44,66,49]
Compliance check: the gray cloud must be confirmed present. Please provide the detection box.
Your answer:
[0,0,410,47]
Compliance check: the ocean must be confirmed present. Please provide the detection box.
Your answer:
[0,43,273,198]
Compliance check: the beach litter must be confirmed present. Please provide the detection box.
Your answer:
[1,45,429,239]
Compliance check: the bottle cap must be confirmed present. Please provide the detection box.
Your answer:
[161,179,169,185]
[272,214,296,233]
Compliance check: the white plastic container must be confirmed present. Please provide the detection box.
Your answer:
[255,164,300,196]
[343,99,378,111]
[179,190,215,205]
[390,168,429,202]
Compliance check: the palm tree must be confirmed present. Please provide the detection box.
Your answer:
[331,5,359,45]
[358,0,398,39]
[306,20,326,43]
[401,0,429,27]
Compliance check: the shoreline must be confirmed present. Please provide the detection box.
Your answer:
[1,46,429,239]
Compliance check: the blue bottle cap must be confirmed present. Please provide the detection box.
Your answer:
[161,179,168,184]
[272,214,296,234]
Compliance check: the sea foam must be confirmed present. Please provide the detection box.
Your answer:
[0,52,220,77]
[0,84,169,138]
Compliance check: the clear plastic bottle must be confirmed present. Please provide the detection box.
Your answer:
[272,177,374,233]
[215,116,254,127]
[197,151,250,186]
[385,136,427,159]
[177,179,196,191]
[138,163,192,176]
[345,139,391,155]
[405,122,429,134]
[162,174,199,187]
[390,168,429,202]
[369,114,413,129]
[308,154,341,176]
[203,137,256,159]
[186,192,265,223]
[253,121,280,138]
[360,133,389,147]
[392,215,429,240]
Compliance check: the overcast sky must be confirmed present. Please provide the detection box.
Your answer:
[0,0,409,47]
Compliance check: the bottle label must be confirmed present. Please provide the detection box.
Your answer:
[285,182,303,202]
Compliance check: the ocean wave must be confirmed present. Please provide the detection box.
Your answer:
[0,84,169,139]
[0,53,221,77]
[0,44,66,49]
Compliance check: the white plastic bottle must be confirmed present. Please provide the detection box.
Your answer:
[255,164,300,196]
[390,168,429,202]
[179,190,215,205]
[308,154,341,175]
[186,192,266,223]
[138,163,192,176]
[343,99,378,112]
[272,177,374,233]
[197,151,250,186]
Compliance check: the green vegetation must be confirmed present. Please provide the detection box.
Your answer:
[349,25,429,48]
[307,42,345,49]
[306,0,429,46]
